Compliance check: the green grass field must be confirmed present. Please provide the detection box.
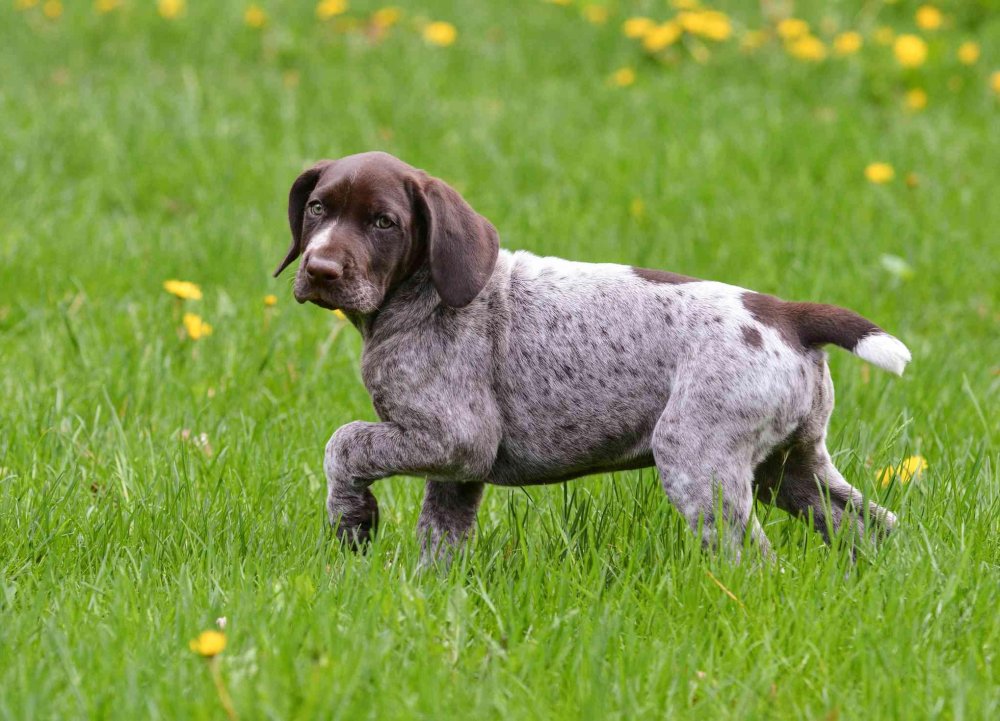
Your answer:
[2,1,998,718]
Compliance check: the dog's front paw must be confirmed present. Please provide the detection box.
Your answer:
[328,487,380,550]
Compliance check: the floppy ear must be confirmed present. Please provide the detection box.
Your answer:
[414,177,499,308]
[274,161,331,277]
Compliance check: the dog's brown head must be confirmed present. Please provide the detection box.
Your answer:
[275,151,499,314]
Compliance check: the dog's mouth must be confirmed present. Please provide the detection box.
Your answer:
[293,277,380,314]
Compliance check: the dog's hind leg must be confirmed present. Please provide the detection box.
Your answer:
[754,364,896,546]
[756,444,896,546]
[652,399,774,562]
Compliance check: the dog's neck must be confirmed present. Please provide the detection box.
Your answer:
[350,264,439,341]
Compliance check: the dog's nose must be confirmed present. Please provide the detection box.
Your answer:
[305,256,344,282]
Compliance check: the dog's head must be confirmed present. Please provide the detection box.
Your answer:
[275,151,499,314]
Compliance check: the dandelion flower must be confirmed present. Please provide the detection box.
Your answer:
[582,4,608,26]
[865,162,895,184]
[244,4,267,28]
[787,35,827,62]
[16,0,39,10]
[163,279,202,300]
[915,5,943,31]
[879,455,928,486]
[158,0,185,20]
[371,7,400,29]
[629,198,645,219]
[423,21,457,47]
[183,313,213,340]
[316,0,347,20]
[642,21,682,52]
[894,35,928,68]
[833,31,862,56]
[776,18,809,41]
[671,0,700,9]
[687,11,731,42]
[992,71,1000,95]
[544,0,571,5]
[42,0,62,19]
[611,67,635,87]
[264,294,278,307]
[189,630,227,657]
[957,41,980,66]
[905,88,928,111]
[94,0,121,12]
[332,309,348,321]
[622,17,655,40]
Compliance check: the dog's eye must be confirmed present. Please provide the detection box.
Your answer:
[373,215,395,229]
[307,201,324,217]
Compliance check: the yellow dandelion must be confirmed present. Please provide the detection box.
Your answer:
[787,35,827,62]
[94,0,121,13]
[16,0,39,11]
[42,0,61,19]
[643,21,682,52]
[622,16,655,40]
[163,280,202,301]
[905,88,928,111]
[629,198,645,219]
[263,294,277,307]
[687,11,731,42]
[894,35,928,69]
[544,0,571,5]
[610,67,635,87]
[244,4,267,28]
[158,0,184,20]
[957,41,980,66]
[332,309,348,321]
[371,7,400,29]
[423,21,457,47]
[833,31,863,56]
[915,5,942,31]
[316,0,347,20]
[865,162,895,184]
[776,18,809,41]
[879,455,928,486]
[991,70,1000,95]
[183,313,213,340]
[189,630,227,657]
[582,4,608,26]
[670,0,700,9]
[874,26,895,46]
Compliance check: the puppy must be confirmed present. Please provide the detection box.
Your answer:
[276,151,908,560]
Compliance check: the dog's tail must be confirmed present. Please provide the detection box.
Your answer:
[787,301,911,376]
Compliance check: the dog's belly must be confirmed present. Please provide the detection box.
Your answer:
[487,444,656,487]
[489,351,671,486]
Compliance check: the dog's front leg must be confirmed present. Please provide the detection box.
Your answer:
[324,420,491,547]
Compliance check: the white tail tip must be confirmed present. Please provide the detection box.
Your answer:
[853,333,912,376]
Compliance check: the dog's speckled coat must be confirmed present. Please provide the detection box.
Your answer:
[278,152,909,561]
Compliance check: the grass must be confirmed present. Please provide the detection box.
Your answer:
[1,1,998,718]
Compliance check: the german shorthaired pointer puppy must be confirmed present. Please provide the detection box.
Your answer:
[276,151,909,561]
